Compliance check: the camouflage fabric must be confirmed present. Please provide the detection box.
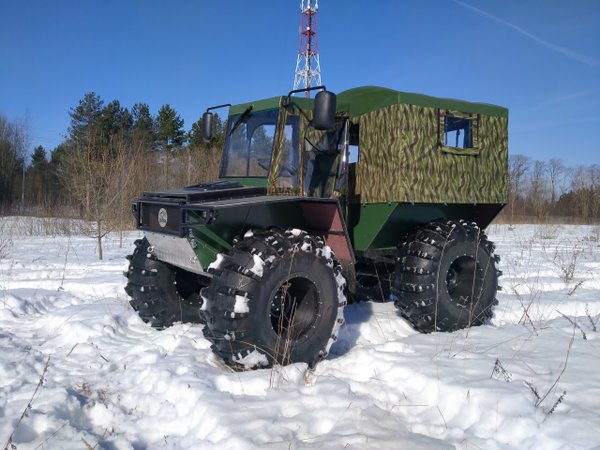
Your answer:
[355,103,508,204]
[268,104,315,196]
[269,186,301,196]
[268,107,302,196]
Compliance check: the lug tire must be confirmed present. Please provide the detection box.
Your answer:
[201,229,346,370]
[124,237,205,329]
[392,220,500,333]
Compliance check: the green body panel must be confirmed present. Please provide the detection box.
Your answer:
[186,196,346,266]
[337,86,508,119]
[227,86,509,121]
[229,96,314,115]
[189,226,232,268]
[349,203,397,250]
[349,202,504,251]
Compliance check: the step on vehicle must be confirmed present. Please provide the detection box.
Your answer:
[125,85,508,370]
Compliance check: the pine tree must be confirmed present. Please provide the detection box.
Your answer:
[155,104,185,186]
[98,100,133,145]
[27,146,49,207]
[68,92,104,148]
[155,104,185,152]
[131,103,155,148]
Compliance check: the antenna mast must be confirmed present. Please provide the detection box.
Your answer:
[293,0,321,97]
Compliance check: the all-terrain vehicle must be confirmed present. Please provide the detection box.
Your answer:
[124,86,508,370]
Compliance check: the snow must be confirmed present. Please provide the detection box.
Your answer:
[249,254,265,278]
[232,349,269,370]
[1,218,600,449]
[207,253,224,271]
[233,294,250,314]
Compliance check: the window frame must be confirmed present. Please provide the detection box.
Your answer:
[438,109,480,156]
[220,109,300,179]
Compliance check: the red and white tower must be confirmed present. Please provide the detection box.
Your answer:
[293,0,322,96]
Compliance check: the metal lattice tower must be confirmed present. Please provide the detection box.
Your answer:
[293,0,321,97]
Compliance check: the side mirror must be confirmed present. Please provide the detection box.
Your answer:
[201,112,213,142]
[312,90,337,130]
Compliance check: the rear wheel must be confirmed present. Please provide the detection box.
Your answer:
[392,220,500,333]
[201,229,346,370]
[124,237,206,329]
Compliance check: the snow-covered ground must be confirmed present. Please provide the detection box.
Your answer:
[1,217,599,449]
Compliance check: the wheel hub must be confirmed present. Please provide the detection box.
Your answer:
[270,277,319,340]
[445,256,484,307]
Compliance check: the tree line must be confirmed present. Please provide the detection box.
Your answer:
[498,154,600,224]
[1,92,225,257]
[1,93,599,251]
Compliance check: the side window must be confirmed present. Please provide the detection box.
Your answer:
[444,116,473,149]
[248,124,275,176]
[280,123,296,175]
[275,115,300,188]
[224,123,249,175]
[439,111,479,155]
[349,122,360,163]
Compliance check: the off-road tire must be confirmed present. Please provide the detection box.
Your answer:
[201,229,346,370]
[124,237,206,329]
[392,220,500,333]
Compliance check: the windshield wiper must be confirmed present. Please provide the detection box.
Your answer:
[229,105,254,136]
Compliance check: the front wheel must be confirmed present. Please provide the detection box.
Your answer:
[392,220,500,333]
[124,237,206,329]
[201,229,346,370]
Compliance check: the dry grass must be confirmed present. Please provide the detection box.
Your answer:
[0,218,12,259]
[2,357,51,450]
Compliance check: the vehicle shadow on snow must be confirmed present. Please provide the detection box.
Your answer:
[327,301,375,358]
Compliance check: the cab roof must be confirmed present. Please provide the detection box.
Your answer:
[228,85,508,118]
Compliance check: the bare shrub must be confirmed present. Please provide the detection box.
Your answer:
[585,304,598,332]
[586,226,600,243]
[511,284,541,333]
[538,224,562,240]
[491,359,512,382]
[507,235,544,332]
[13,216,78,237]
[551,242,584,284]
[2,356,51,450]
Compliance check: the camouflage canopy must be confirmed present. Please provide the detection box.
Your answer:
[227,86,509,206]
[336,86,508,205]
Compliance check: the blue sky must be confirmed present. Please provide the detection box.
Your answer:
[1,0,599,165]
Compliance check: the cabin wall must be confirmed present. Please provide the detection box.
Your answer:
[354,103,508,204]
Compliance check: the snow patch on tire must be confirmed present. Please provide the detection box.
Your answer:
[208,253,225,271]
[234,349,269,369]
[249,254,265,278]
[234,293,250,314]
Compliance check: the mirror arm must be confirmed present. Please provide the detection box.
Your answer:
[283,86,327,106]
[205,103,231,113]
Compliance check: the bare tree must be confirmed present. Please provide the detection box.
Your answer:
[569,166,591,220]
[508,154,531,222]
[590,165,600,219]
[61,135,138,259]
[546,159,566,205]
[529,160,549,219]
[0,114,28,212]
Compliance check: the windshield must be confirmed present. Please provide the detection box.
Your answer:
[221,109,299,181]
